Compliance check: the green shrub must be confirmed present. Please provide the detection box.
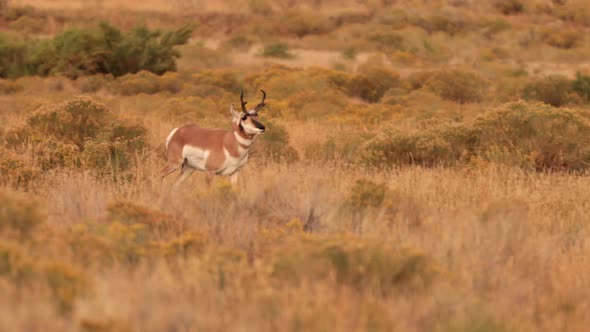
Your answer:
[262,43,293,58]
[0,23,193,79]
[522,75,573,107]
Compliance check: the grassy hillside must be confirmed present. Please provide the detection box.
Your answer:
[1,0,590,331]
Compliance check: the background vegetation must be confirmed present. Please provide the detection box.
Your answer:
[1,0,590,331]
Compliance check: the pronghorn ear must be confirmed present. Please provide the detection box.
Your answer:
[229,104,242,121]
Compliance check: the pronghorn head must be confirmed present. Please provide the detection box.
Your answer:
[230,90,266,136]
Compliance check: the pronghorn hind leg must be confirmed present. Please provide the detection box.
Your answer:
[172,165,196,192]
[160,163,180,181]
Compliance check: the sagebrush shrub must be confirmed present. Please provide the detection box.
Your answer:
[0,79,22,94]
[425,70,487,104]
[403,70,487,103]
[573,72,590,102]
[279,9,333,37]
[494,0,524,15]
[271,237,439,295]
[220,36,255,52]
[107,201,186,238]
[3,5,36,21]
[252,120,299,163]
[541,28,580,49]
[0,190,44,238]
[323,67,400,103]
[470,101,590,171]
[0,149,41,189]
[360,101,590,171]
[522,75,573,107]
[4,98,146,175]
[262,42,293,58]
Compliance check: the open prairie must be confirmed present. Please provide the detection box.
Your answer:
[1,0,590,331]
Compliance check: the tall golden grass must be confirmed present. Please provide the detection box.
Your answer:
[2,0,590,331]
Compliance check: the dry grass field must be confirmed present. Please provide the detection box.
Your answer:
[2,0,590,331]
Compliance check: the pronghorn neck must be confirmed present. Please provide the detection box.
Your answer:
[232,124,255,149]
[236,122,255,140]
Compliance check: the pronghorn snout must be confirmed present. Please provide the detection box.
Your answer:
[256,122,266,132]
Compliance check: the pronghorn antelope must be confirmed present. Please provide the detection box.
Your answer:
[161,90,267,189]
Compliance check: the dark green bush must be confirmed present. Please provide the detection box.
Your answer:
[0,23,193,79]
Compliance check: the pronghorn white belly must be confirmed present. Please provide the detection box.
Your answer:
[183,145,210,171]
[217,148,248,176]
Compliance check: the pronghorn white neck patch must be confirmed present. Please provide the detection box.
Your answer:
[234,131,253,146]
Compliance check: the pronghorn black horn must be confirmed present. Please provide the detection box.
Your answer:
[254,89,266,111]
[240,90,248,112]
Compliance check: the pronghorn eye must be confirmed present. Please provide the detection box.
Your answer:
[242,115,248,121]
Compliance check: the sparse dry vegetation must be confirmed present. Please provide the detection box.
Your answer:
[2,0,590,331]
